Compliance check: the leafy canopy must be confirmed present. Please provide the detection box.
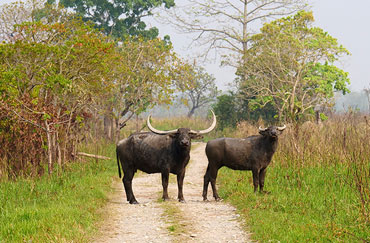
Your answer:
[53,0,175,39]
[239,11,350,122]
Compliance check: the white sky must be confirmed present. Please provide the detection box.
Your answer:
[1,0,369,92]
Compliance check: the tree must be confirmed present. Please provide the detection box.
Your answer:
[0,2,117,175]
[102,36,188,141]
[179,65,219,117]
[239,11,350,122]
[0,0,44,42]
[163,0,307,67]
[55,0,175,39]
[212,93,238,130]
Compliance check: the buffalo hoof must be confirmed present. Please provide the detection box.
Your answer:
[215,197,222,202]
[129,200,139,204]
[178,199,186,203]
[203,198,209,202]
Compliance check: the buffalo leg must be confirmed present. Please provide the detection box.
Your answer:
[161,171,170,201]
[123,169,138,204]
[209,166,221,201]
[259,168,267,193]
[252,168,260,193]
[202,166,211,201]
[177,170,186,203]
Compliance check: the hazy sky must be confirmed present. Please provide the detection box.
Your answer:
[1,0,369,92]
[311,0,370,92]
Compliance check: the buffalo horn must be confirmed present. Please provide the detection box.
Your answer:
[277,124,287,131]
[147,115,178,135]
[258,126,268,132]
[190,110,217,135]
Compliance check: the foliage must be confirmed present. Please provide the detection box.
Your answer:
[0,142,116,242]
[106,36,186,134]
[217,114,370,242]
[0,0,43,42]
[55,0,175,39]
[178,65,219,117]
[239,11,350,123]
[212,94,238,130]
[212,92,277,131]
[0,0,185,177]
[0,2,116,176]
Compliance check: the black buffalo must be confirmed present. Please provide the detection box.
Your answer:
[116,111,216,204]
[202,125,286,201]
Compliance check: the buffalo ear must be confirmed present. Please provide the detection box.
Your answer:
[169,133,178,138]
[190,133,203,139]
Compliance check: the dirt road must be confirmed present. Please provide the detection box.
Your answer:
[93,142,251,243]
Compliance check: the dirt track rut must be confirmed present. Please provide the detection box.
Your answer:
[92,142,251,243]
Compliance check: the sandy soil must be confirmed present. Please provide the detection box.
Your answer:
[92,142,252,243]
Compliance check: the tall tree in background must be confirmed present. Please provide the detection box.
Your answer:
[54,0,175,39]
[179,65,219,117]
[107,36,184,140]
[163,0,307,67]
[239,11,350,122]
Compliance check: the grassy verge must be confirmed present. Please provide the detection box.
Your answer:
[160,201,190,241]
[213,115,370,242]
[0,143,116,242]
[218,163,370,242]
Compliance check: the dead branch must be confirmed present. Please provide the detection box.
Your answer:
[75,152,111,160]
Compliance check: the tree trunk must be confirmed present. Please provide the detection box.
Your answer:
[187,107,196,118]
[115,118,120,143]
[104,115,112,140]
[56,131,62,168]
[242,0,248,83]
[44,120,53,175]
[110,116,115,141]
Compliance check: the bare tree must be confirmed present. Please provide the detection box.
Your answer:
[181,65,219,117]
[161,0,308,67]
[364,84,370,113]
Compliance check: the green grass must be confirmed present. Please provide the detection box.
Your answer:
[160,201,189,237]
[218,163,370,242]
[0,143,117,242]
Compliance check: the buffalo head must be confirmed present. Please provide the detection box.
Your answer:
[258,125,286,138]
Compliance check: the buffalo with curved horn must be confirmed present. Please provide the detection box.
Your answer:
[203,125,286,201]
[117,111,216,204]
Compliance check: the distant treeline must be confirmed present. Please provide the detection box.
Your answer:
[335,91,370,112]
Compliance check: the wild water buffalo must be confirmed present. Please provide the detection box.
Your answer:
[202,125,286,201]
[116,111,216,204]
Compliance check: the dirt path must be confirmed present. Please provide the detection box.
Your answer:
[93,142,251,243]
